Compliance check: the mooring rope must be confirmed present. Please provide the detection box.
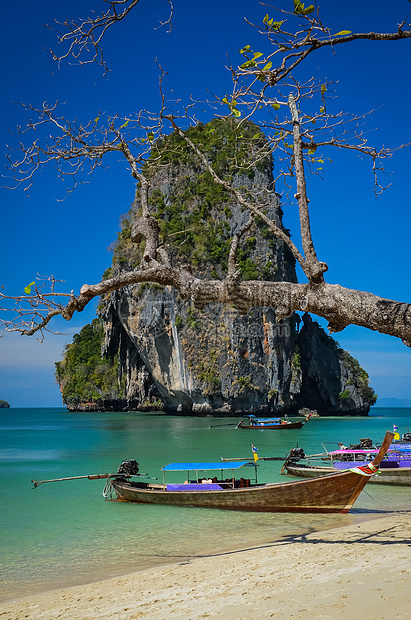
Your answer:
[102,477,115,499]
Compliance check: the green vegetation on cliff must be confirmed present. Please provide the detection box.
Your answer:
[111,119,280,280]
[55,319,123,404]
[339,350,377,405]
[0,399,10,408]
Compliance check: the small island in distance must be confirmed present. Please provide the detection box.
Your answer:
[0,399,10,408]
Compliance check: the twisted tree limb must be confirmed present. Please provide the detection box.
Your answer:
[3,270,410,347]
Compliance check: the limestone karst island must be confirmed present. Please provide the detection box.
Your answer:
[55,121,376,416]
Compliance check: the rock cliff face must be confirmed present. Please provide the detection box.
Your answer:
[99,301,374,416]
[56,120,376,415]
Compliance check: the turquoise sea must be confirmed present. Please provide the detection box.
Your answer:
[1,407,410,602]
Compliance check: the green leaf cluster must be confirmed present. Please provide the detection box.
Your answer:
[293,0,315,15]
[239,46,265,76]
[222,97,241,117]
[24,282,35,295]
[263,14,284,30]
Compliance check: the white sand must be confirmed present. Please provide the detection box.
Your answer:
[1,512,411,619]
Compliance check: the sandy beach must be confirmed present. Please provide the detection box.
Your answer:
[1,511,410,619]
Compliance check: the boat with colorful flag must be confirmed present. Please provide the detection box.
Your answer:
[107,432,394,513]
[282,440,411,486]
[392,424,411,444]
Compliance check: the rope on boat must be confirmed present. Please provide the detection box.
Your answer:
[102,476,115,499]
[103,459,140,499]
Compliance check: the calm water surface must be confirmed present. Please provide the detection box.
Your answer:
[1,407,410,601]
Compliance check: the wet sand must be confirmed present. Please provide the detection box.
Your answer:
[1,511,410,619]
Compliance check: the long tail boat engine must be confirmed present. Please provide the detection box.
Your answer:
[281,447,305,474]
[286,448,305,463]
[117,460,139,476]
[102,460,139,499]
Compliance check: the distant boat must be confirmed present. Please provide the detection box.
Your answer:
[282,442,411,486]
[109,432,393,513]
[236,415,306,430]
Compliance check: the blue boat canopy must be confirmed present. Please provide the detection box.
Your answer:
[161,461,255,471]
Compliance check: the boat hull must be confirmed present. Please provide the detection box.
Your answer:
[284,464,411,486]
[112,470,370,513]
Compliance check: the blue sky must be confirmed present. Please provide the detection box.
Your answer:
[1,0,410,407]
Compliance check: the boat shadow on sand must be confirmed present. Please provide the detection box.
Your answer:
[272,519,411,548]
[152,511,411,565]
[186,510,411,561]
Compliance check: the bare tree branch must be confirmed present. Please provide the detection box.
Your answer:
[288,93,327,282]
[2,2,411,350]
[47,0,174,74]
[2,272,411,348]
[237,10,411,90]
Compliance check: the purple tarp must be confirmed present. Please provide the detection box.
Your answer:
[166,483,224,492]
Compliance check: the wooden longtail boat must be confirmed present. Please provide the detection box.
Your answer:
[236,415,305,430]
[282,444,411,486]
[284,462,411,485]
[110,431,393,513]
